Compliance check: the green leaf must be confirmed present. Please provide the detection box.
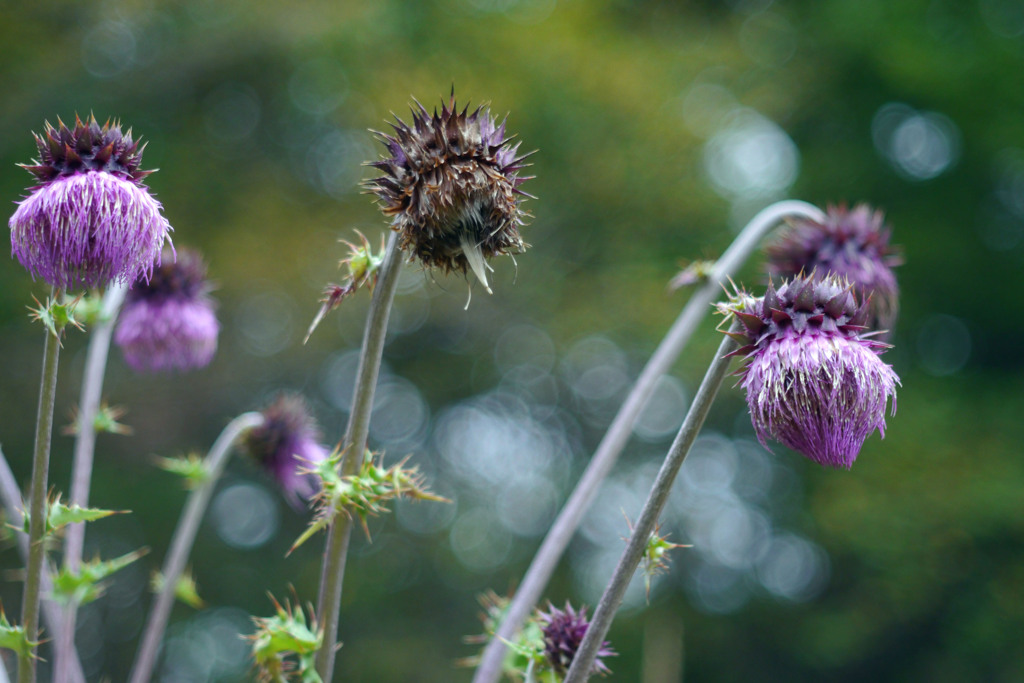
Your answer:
[154,453,210,489]
[249,596,324,683]
[0,608,34,656]
[51,548,149,605]
[151,569,205,609]
[42,497,127,535]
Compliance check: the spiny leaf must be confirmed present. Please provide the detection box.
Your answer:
[249,595,324,683]
[154,453,210,489]
[151,568,205,609]
[51,548,148,605]
[0,607,36,657]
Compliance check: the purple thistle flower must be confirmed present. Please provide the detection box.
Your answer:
[114,248,218,373]
[241,395,329,509]
[9,115,172,291]
[722,274,900,469]
[364,90,534,293]
[538,602,616,677]
[765,203,902,334]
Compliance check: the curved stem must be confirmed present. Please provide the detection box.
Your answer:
[19,298,62,683]
[563,327,739,683]
[128,412,264,683]
[57,283,126,683]
[0,448,85,682]
[473,200,825,683]
[315,232,403,680]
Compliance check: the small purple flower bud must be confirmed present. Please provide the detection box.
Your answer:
[722,274,900,469]
[241,395,329,509]
[765,203,902,334]
[9,115,172,291]
[364,91,534,293]
[538,602,616,677]
[114,248,218,373]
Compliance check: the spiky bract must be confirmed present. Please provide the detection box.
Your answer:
[9,115,171,290]
[766,204,901,333]
[722,274,899,469]
[365,93,533,292]
[114,248,218,372]
[538,602,615,677]
[241,395,329,509]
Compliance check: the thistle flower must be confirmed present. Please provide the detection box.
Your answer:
[722,274,900,469]
[240,395,329,508]
[113,248,218,373]
[538,602,616,677]
[9,115,172,290]
[766,203,902,333]
[365,92,534,293]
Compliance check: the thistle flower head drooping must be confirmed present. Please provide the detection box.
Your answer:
[538,602,616,677]
[365,91,534,295]
[765,203,902,333]
[113,247,218,373]
[240,394,329,509]
[9,115,172,290]
[721,273,900,469]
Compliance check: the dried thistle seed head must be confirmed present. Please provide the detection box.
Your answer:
[9,115,172,291]
[364,92,534,293]
[766,203,902,334]
[538,602,616,677]
[113,248,219,373]
[241,394,329,509]
[722,273,900,469]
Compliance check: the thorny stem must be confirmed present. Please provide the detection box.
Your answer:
[19,293,62,683]
[0,448,85,682]
[315,232,403,680]
[563,327,740,683]
[57,283,126,683]
[128,412,264,683]
[473,200,825,683]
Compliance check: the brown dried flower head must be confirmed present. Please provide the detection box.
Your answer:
[364,91,534,294]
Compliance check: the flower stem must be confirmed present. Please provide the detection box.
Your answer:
[56,283,126,683]
[19,297,62,683]
[315,231,403,680]
[473,200,825,683]
[128,411,264,683]
[0,447,85,682]
[563,326,740,683]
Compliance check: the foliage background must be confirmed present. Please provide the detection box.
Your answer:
[1,0,1022,680]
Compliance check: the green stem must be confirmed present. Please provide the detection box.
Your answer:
[128,412,264,683]
[0,447,84,682]
[315,232,403,680]
[562,327,739,683]
[18,301,62,683]
[57,283,126,683]
[473,200,825,683]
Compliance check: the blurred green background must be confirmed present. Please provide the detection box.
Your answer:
[1,0,1022,681]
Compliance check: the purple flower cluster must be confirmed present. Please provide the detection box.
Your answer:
[9,116,171,290]
[538,602,615,677]
[114,248,218,373]
[723,274,900,469]
[241,395,329,508]
[766,204,901,333]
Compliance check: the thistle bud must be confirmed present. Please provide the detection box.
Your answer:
[240,395,329,508]
[114,248,218,373]
[766,203,901,333]
[364,92,534,293]
[9,115,172,290]
[538,602,616,677]
[722,274,900,469]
